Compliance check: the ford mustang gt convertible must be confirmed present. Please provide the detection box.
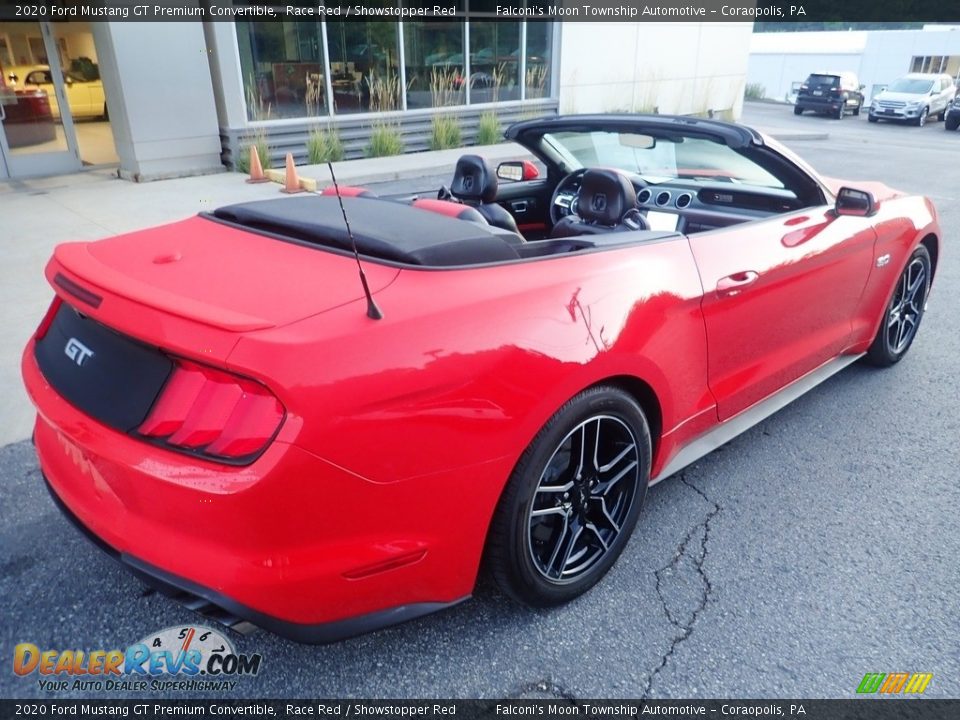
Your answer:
[23,114,940,642]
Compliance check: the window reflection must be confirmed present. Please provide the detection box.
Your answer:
[404,20,465,109]
[328,22,401,114]
[525,22,552,99]
[469,22,520,104]
[236,13,554,120]
[237,21,327,120]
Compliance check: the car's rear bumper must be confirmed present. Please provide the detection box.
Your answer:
[42,475,465,643]
[796,97,845,112]
[23,341,483,640]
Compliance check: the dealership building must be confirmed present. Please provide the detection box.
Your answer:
[747,25,960,104]
[0,11,751,181]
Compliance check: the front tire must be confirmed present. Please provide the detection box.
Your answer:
[914,107,929,127]
[793,106,803,116]
[946,115,960,131]
[868,114,879,123]
[864,245,931,367]
[486,386,651,607]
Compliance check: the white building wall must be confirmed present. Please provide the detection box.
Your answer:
[93,18,223,181]
[749,28,960,104]
[557,22,753,119]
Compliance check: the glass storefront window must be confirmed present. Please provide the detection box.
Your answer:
[404,20,466,109]
[235,13,554,121]
[327,22,401,114]
[469,22,520,104]
[525,21,552,99]
[237,21,327,120]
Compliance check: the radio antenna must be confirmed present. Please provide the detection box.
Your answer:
[327,162,383,320]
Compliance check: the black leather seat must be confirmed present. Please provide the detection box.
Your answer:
[550,169,649,238]
[450,155,521,235]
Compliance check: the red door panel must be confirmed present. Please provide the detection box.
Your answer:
[689,208,875,420]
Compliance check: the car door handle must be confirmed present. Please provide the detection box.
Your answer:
[716,271,759,296]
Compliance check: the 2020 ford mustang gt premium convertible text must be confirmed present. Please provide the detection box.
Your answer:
[23,115,940,642]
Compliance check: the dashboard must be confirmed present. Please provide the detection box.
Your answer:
[551,169,805,235]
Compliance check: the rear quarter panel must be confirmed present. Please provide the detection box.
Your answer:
[227,237,713,487]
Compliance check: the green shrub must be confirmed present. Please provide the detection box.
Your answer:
[235,132,271,174]
[475,111,502,146]
[429,114,462,151]
[306,127,345,164]
[366,123,404,158]
[744,82,766,101]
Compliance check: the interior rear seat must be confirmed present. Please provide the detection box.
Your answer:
[411,198,525,246]
[319,185,378,198]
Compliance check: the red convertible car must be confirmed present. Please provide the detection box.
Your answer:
[23,115,939,642]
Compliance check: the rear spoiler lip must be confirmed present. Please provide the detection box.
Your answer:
[48,245,275,333]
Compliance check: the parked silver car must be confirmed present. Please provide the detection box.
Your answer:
[868,73,957,127]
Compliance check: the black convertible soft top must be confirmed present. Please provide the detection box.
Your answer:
[211,196,521,267]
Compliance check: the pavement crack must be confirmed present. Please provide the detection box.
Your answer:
[645,473,721,699]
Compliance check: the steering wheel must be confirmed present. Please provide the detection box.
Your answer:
[549,168,588,225]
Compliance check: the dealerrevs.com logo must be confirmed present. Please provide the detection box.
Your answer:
[13,625,262,692]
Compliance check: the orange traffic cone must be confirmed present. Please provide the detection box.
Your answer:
[280,152,304,194]
[245,145,269,184]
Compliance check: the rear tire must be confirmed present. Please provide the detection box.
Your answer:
[486,386,651,607]
[853,102,861,117]
[937,109,946,122]
[864,245,931,367]
[835,104,844,120]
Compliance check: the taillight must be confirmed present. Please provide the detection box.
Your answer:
[138,360,284,463]
[35,296,63,340]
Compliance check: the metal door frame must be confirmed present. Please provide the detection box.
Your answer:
[0,20,81,179]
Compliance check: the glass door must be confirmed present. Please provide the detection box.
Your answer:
[0,20,81,179]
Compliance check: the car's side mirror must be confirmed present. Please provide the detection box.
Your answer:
[835,187,877,217]
[859,84,866,91]
[497,160,540,182]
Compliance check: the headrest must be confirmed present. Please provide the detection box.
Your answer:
[451,155,498,204]
[576,170,637,226]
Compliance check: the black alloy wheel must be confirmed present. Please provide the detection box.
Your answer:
[865,245,931,367]
[486,386,651,606]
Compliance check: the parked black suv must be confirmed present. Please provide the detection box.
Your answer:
[946,93,960,131]
[794,72,864,119]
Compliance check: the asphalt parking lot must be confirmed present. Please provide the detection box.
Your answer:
[2,101,959,700]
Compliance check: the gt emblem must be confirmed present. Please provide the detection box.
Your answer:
[591,193,607,212]
[64,338,94,367]
[876,253,891,268]
[463,176,474,192]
